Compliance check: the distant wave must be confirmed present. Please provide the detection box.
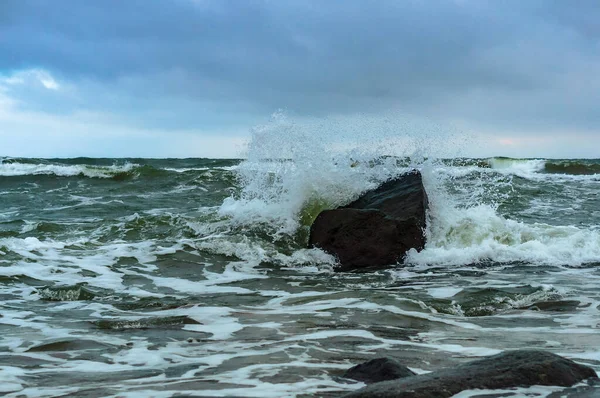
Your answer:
[0,158,237,179]
[0,161,142,179]
[487,157,600,176]
[543,160,600,175]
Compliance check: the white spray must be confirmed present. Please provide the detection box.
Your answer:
[219,112,600,267]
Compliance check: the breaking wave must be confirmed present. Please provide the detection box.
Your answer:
[487,157,600,177]
[218,114,600,267]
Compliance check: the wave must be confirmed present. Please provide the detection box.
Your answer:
[407,202,600,267]
[544,160,600,175]
[0,159,237,180]
[216,115,600,267]
[486,157,546,174]
[4,155,598,181]
[487,157,600,177]
[0,161,140,179]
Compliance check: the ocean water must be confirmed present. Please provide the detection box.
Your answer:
[2,127,600,397]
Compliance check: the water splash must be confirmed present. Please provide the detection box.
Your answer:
[219,112,600,266]
[219,111,463,237]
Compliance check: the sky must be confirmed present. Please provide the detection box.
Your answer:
[0,0,599,158]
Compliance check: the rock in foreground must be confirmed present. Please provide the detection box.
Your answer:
[343,357,416,384]
[309,171,428,272]
[342,350,597,398]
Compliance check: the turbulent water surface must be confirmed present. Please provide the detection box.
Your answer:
[2,150,600,397]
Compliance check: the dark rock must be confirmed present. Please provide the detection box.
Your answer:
[26,339,115,352]
[93,315,201,331]
[343,357,416,384]
[342,350,597,398]
[588,377,600,386]
[521,300,581,312]
[38,284,97,301]
[309,209,412,271]
[309,171,428,271]
[547,378,600,398]
[342,171,428,221]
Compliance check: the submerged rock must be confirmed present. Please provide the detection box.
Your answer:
[309,171,428,271]
[342,350,597,398]
[38,284,97,301]
[93,315,201,331]
[343,357,416,384]
[26,339,115,353]
[521,300,582,312]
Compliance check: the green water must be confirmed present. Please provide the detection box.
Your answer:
[0,157,599,397]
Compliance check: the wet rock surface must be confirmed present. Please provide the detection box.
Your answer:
[343,357,417,384]
[309,171,428,272]
[342,350,597,398]
[521,300,582,312]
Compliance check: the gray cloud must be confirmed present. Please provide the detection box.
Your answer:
[0,0,599,135]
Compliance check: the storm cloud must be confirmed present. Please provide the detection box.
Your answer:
[0,0,599,157]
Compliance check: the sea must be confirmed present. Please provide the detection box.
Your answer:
[2,124,600,397]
